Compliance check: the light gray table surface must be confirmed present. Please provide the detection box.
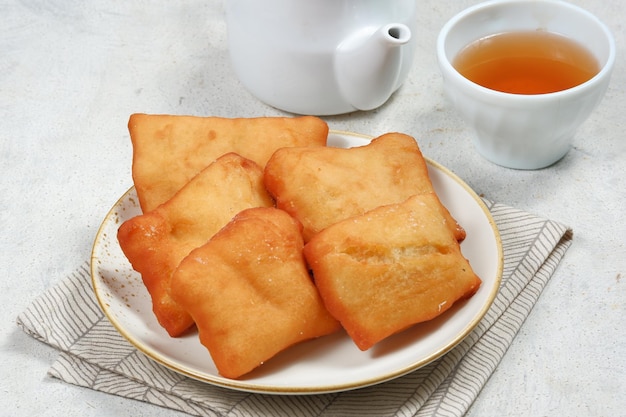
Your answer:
[2,1,624,416]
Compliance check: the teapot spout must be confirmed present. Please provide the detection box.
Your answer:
[335,23,412,111]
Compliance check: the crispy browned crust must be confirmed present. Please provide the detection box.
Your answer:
[117,153,274,337]
[304,193,481,351]
[170,207,341,379]
[128,114,328,212]
[264,132,465,242]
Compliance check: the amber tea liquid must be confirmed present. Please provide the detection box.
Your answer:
[453,31,600,94]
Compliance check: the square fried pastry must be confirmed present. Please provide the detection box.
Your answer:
[129,113,329,212]
[263,132,465,242]
[303,193,482,351]
[117,153,274,337]
[170,207,341,379]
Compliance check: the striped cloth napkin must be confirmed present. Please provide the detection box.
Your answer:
[17,200,572,417]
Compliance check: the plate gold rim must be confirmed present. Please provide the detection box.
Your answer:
[90,130,503,395]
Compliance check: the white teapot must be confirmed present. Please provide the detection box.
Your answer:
[225,0,417,115]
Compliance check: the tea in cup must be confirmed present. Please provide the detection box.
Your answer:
[437,0,615,169]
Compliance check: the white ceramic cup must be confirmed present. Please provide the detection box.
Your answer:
[437,0,615,169]
[225,0,417,116]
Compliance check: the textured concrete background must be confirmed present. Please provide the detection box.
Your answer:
[1,0,624,416]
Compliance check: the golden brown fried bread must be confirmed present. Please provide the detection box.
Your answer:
[264,132,465,242]
[117,153,274,337]
[129,114,329,212]
[303,193,482,351]
[170,207,341,379]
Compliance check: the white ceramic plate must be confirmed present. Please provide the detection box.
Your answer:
[91,131,503,395]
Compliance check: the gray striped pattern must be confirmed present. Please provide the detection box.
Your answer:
[17,201,572,417]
